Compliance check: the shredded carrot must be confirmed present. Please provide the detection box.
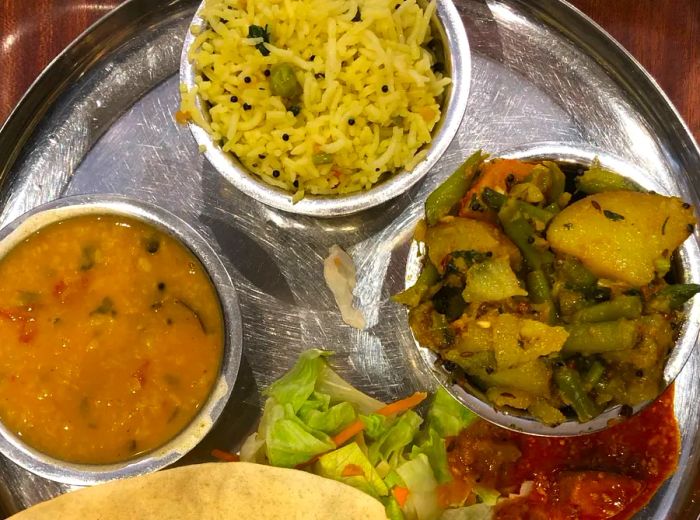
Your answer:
[341,464,365,477]
[376,392,428,418]
[392,486,410,507]
[211,448,239,462]
[331,420,366,447]
[331,392,428,447]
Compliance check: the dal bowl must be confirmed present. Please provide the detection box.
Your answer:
[0,195,242,485]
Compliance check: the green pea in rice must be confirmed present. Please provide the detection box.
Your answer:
[180,0,451,200]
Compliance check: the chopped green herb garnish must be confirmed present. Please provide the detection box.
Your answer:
[79,245,97,271]
[248,24,271,56]
[603,209,625,221]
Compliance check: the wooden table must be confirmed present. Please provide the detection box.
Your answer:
[1,0,698,142]
[1,0,699,142]
[0,0,699,517]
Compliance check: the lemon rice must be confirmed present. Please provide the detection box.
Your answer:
[180,0,451,199]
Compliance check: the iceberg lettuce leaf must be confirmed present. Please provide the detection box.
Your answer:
[411,427,451,484]
[368,410,423,467]
[396,453,442,520]
[298,391,331,417]
[265,403,335,467]
[473,485,500,506]
[361,413,391,440]
[316,363,385,414]
[265,349,330,412]
[439,504,493,520]
[300,401,357,435]
[427,387,479,438]
[314,442,389,498]
[384,495,407,520]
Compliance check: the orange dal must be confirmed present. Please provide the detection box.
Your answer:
[0,215,223,464]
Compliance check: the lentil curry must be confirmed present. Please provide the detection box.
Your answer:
[0,214,223,464]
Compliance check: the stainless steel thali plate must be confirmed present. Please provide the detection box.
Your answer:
[0,0,699,518]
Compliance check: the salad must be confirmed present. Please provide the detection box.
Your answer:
[236,349,503,519]
[214,349,679,519]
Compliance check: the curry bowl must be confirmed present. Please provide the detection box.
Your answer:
[179,0,470,217]
[404,144,700,436]
[0,195,242,485]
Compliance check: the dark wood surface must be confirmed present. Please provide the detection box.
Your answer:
[1,0,698,141]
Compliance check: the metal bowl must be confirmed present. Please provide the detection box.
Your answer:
[179,0,470,217]
[0,194,243,485]
[407,144,700,436]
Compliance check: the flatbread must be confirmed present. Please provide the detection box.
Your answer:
[10,462,387,519]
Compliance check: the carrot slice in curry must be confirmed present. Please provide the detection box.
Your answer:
[459,159,535,220]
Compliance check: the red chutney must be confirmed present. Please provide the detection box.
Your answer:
[447,387,680,519]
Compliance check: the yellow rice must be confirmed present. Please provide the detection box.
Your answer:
[180,0,451,199]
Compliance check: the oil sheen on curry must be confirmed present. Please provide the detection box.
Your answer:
[0,214,223,464]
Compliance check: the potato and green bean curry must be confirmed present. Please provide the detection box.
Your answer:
[394,151,698,424]
[0,215,223,463]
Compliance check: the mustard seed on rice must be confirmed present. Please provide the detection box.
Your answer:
[181,0,451,197]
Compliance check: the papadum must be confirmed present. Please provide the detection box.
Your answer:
[10,462,387,519]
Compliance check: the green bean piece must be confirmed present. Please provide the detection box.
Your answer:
[498,211,553,271]
[527,270,550,304]
[583,361,605,388]
[312,152,334,165]
[653,283,700,311]
[554,366,600,422]
[481,187,507,211]
[543,161,566,204]
[408,303,453,350]
[572,295,643,323]
[543,202,560,215]
[392,260,439,307]
[562,319,639,354]
[514,200,555,225]
[528,269,556,323]
[558,288,588,317]
[575,161,641,194]
[269,63,302,98]
[524,165,551,195]
[425,150,487,225]
[558,257,597,291]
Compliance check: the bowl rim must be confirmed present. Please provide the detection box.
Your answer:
[0,194,243,484]
[179,0,471,217]
[407,143,700,436]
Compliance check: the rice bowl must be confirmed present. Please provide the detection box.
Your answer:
[180,0,470,216]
